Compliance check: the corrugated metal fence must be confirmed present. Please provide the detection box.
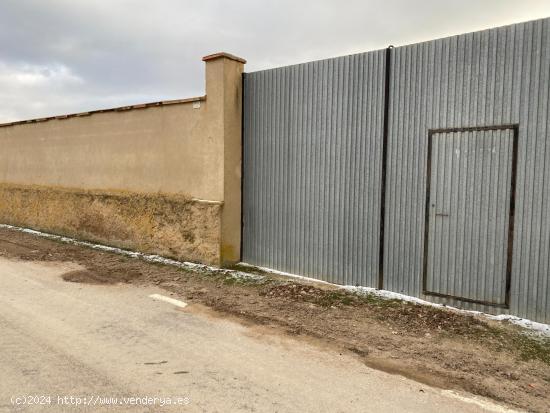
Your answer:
[242,51,386,287]
[242,17,550,323]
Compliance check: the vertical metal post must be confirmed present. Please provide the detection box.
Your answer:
[240,72,246,262]
[378,45,393,290]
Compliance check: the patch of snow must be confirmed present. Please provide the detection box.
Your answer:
[484,314,550,336]
[237,262,336,284]
[0,224,265,284]
[2,223,548,337]
[240,262,550,338]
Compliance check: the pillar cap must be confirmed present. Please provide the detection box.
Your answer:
[202,52,246,64]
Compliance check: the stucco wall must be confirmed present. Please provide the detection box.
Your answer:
[0,53,245,266]
[0,98,223,201]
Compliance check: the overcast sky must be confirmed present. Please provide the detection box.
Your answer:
[1,0,549,123]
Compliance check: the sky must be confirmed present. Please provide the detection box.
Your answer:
[1,0,549,123]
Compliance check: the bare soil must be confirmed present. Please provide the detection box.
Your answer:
[1,227,549,412]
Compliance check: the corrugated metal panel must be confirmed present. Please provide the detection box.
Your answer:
[424,128,515,306]
[384,18,550,321]
[242,17,550,323]
[243,51,386,287]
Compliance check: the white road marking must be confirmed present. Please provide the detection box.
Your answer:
[441,390,524,413]
[148,294,188,308]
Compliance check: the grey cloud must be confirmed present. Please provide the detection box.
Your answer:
[1,0,549,122]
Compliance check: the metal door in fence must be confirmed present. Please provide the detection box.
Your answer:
[242,17,550,323]
[423,126,518,307]
[383,18,550,322]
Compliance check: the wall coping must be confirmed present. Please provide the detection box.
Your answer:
[202,52,247,64]
[0,95,206,129]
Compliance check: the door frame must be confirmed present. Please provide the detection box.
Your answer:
[422,124,519,308]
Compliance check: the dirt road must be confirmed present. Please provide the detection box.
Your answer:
[2,226,549,412]
[0,255,517,413]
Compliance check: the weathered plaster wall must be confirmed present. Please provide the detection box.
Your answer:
[0,53,245,266]
[0,184,222,264]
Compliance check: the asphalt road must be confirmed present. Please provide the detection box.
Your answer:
[0,256,517,413]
